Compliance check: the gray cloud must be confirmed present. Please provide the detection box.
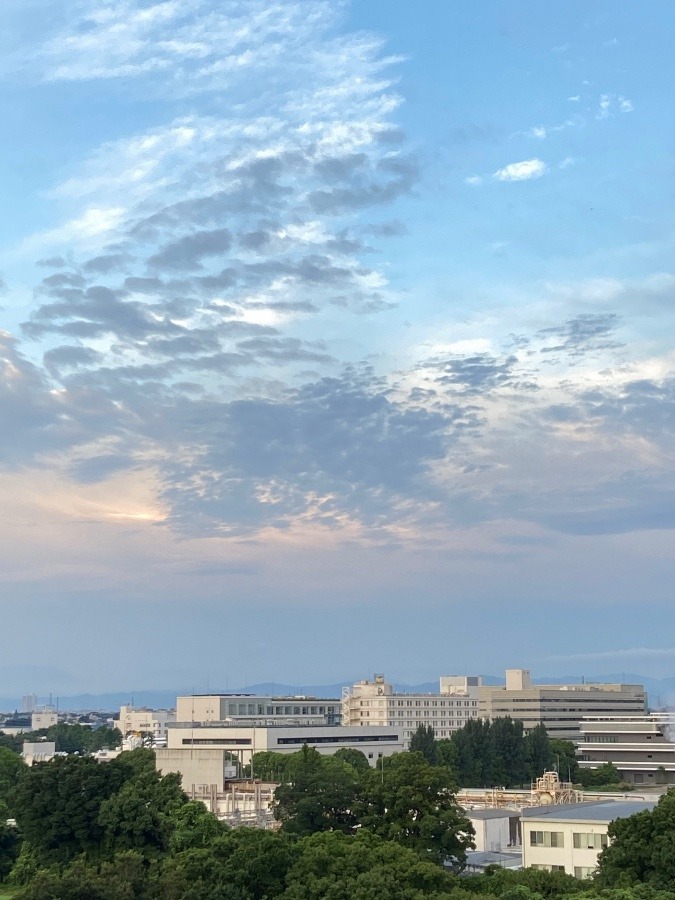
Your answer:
[148,228,233,271]
[538,313,623,357]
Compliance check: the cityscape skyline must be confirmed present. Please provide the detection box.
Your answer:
[0,0,673,691]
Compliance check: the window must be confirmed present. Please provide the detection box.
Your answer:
[573,833,608,850]
[574,867,596,880]
[530,831,564,848]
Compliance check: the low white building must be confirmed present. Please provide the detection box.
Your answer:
[22,741,56,765]
[165,722,404,768]
[342,674,481,747]
[521,799,657,878]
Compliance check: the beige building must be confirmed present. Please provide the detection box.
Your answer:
[176,693,341,726]
[480,670,647,741]
[342,674,481,747]
[521,799,656,878]
[31,710,58,730]
[578,714,675,785]
[114,706,175,743]
[165,722,404,768]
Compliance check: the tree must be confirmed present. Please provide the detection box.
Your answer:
[524,725,553,781]
[0,821,21,882]
[451,718,495,787]
[489,718,526,787]
[596,790,675,889]
[410,724,439,764]
[0,746,27,816]
[12,755,127,863]
[353,751,473,863]
[168,800,228,853]
[282,830,457,900]
[157,830,298,900]
[98,770,187,858]
[248,751,293,782]
[578,762,623,789]
[274,746,359,835]
[333,747,371,771]
[549,740,579,784]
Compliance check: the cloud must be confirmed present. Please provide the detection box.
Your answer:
[493,158,547,182]
[597,93,634,120]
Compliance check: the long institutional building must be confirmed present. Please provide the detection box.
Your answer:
[342,674,481,745]
[578,713,675,785]
[478,669,647,741]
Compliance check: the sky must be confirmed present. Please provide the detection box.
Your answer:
[0,0,674,696]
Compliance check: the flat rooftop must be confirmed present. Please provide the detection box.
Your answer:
[522,800,657,822]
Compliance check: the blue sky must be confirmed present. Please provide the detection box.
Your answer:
[0,0,673,695]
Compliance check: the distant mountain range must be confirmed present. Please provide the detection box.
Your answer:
[2,673,674,713]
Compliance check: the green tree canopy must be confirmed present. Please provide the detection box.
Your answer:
[354,751,473,863]
[12,755,127,864]
[596,790,675,889]
[274,745,359,835]
[410,724,439,764]
[282,830,457,900]
[0,746,27,816]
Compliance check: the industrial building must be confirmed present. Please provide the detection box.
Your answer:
[479,669,648,740]
[342,674,481,747]
[578,714,675,785]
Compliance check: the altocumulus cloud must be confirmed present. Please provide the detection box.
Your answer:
[0,0,672,551]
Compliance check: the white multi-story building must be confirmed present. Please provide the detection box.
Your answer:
[342,674,481,747]
[164,723,404,768]
[114,706,175,744]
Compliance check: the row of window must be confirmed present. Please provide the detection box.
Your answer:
[224,704,339,716]
[358,700,478,708]
[530,831,609,851]
[531,865,596,879]
[573,833,608,850]
[530,831,564,848]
